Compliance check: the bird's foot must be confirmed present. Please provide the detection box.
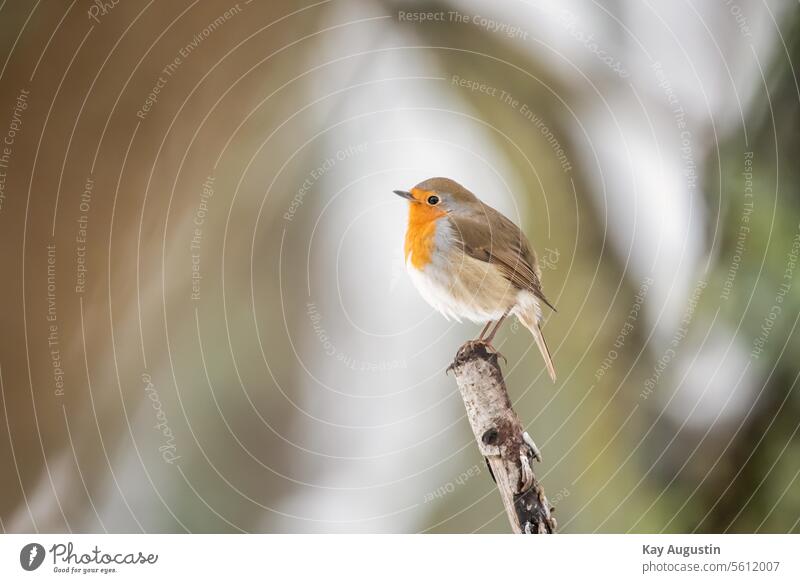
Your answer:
[476,340,507,364]
[447,340,506,374]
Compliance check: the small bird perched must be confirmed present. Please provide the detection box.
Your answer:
[393,177,556,381]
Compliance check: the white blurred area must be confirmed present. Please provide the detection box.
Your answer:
[267,3,530,531]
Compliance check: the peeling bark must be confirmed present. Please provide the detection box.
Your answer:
[449,341,556,534]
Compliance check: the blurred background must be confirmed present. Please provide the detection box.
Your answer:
[0,0,798,533]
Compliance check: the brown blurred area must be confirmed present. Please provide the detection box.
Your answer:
[0,0,328,532]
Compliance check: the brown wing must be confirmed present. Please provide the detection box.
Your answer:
[448,206,556,312]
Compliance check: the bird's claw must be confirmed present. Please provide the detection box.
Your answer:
[478,340,507,364]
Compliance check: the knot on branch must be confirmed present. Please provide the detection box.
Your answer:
[482,427,499,446]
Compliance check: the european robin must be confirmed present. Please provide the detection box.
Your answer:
[393,177,556,381]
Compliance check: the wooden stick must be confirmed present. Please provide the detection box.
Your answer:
[448,341,556,534]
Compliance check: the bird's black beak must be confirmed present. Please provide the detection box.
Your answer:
[393,189,414,201]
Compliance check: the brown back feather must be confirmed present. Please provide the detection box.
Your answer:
[448,203,556,312]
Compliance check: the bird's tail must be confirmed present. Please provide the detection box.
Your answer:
[517,299,557,382]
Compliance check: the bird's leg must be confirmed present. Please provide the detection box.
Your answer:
[476,320,493,341]
[477,308,512,364]
[483,307,511,345]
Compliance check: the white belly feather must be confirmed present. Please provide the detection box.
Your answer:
[406,220,521,323]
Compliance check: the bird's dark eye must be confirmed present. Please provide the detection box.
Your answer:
[427,195,440,205]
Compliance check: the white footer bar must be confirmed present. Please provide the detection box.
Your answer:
[1,534,797,582]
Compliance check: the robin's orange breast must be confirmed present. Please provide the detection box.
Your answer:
[404,200,447,269]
